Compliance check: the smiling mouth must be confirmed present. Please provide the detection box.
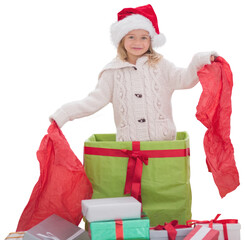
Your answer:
[132,47,143,50]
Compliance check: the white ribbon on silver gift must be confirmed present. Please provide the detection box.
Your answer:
[36,232,60,240]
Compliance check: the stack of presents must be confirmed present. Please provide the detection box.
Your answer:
[6,132,241,239]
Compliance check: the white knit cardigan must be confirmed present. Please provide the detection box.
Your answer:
[50,52,213,141]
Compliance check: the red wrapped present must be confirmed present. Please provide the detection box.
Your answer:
[184,225,219,240]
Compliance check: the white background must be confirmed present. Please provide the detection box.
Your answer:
[0,0,244,238]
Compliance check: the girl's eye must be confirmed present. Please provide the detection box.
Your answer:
[128,36,134,39]
[142,36,149,40]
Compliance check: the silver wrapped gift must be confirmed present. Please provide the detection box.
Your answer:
[23,214,89,240]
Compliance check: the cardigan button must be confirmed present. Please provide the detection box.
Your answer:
[135,93,143,98]
[138,118,146,123]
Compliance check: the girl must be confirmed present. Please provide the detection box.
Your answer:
[50,4,216,142]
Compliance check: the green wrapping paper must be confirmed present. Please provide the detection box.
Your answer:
[89,215,150,240]
[84,132,191,227]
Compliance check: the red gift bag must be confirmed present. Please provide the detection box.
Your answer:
[16,121,93,231]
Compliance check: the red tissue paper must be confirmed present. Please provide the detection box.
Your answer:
[196,56,240,197]
[16,121,93,231]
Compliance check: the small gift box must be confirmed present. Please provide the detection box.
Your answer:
[187,214,241,240]
[89,214,150,240]
[82,196,141,222]
[5,232,25,240]
[23,214,89,240]
[184,225,219,240]
[150,220,193,240]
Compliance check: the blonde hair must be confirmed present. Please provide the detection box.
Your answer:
[117,37,162,66]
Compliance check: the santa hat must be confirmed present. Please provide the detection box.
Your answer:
[111,4,166,48]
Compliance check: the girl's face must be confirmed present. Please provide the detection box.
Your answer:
[123,29,151,64]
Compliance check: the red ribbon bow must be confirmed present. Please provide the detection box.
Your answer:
[122,142,148,202]
[186,214,238,240]
[151,220,191,240]
[84,141,190,203]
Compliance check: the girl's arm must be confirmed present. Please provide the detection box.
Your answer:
[164,51,217,90]
[49,70,113,128]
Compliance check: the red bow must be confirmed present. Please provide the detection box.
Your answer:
[187,214,238,240]
[151,220,191,240]
[122,142,148,202]
[84,142,190,202]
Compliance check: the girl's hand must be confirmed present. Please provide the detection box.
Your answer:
[210,55,216,62]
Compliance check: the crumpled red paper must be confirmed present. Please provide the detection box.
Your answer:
[16,121,93,231]
[196,56,240,198]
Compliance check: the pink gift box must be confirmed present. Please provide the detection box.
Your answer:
[184,225,219,240]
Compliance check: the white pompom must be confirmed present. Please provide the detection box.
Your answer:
[152,33,166,48]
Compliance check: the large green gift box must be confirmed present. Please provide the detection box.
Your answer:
[84,132,191,227]
[89,215,150,240]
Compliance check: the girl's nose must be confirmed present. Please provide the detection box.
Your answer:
[134,38,143,44]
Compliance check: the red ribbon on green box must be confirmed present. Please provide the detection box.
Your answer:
[122,141,148,202]
[84,132,192,227]
[84,142,190,202]
[89,214,150,240]
[187,214,238,240]
[115,220,124,240]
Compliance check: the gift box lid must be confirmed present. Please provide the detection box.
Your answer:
[23,214,86,240]
[82,197,141,222]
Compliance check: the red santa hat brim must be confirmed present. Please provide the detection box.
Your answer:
[110,14,166,48]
